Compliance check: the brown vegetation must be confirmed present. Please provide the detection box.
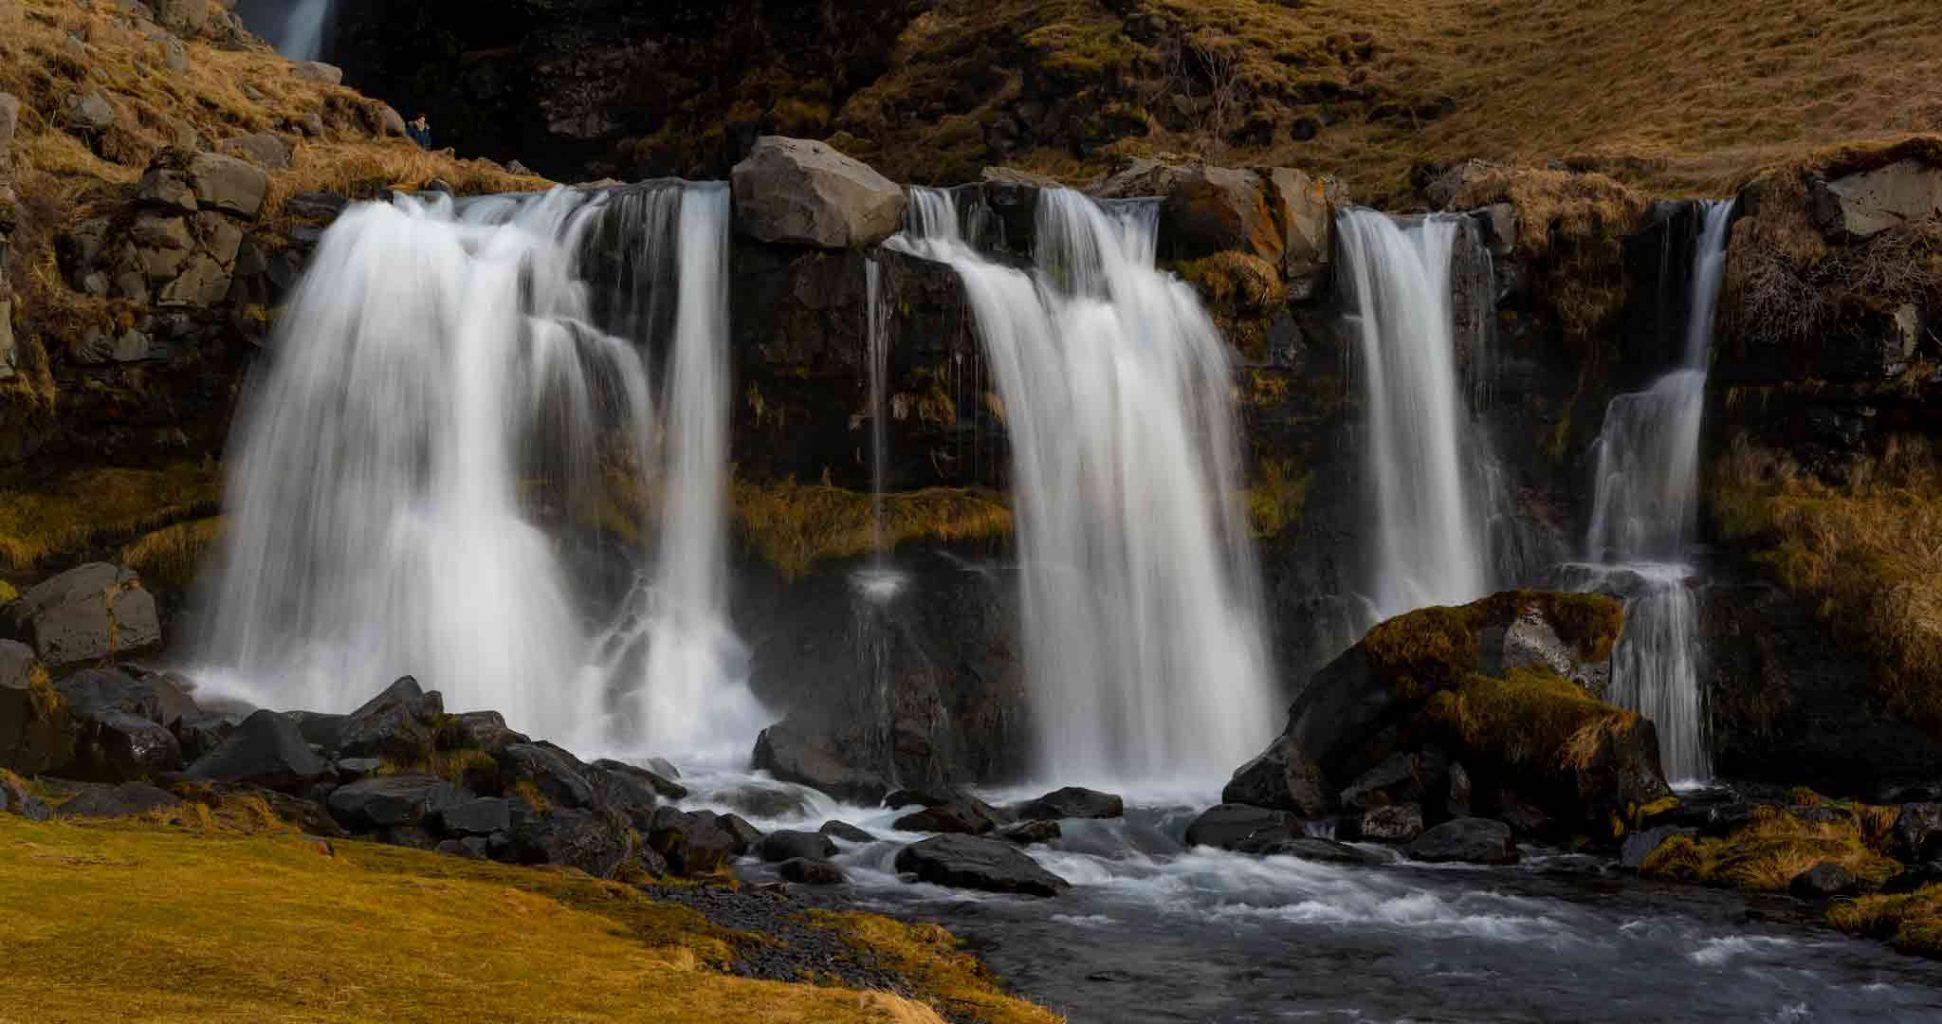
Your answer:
[731,480,1012,579]
[1710,436,1942,734]
[1641,802,1902,893]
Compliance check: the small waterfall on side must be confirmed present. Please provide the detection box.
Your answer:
[1337,210,1491,619]
[1572,199,1735,787]
[236,0,334,61]
[892,186,1275,787]
[632,183,767,761]
[197,182,765,760]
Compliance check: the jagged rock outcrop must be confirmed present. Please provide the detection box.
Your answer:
[1224,591,1670,845]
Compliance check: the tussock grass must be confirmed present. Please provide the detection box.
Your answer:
[1427,666,1640,773]
[1245,457,1310,540]
[732,480,1011,579]
[1711,436,1942,734]
[1641,803,1902,893]
[0,814,1040,1023]
[116,516,223,595]
[1830,885,1942,958]
[1361,590,1625,699]
[0,462,222,571]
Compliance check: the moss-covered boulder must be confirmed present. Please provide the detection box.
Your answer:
[0,641,74,774]
[1231,590,1669,842]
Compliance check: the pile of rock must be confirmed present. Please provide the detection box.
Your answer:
[1194,590,1670,866]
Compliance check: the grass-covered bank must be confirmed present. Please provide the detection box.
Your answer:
[0,810,1057,1024]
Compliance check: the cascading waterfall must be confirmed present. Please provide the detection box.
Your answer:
[196,182,764,759]
[1573,200,1734,787]
[1336,210,1492,619]
[892,186,1275,787]
[236,0,333,61]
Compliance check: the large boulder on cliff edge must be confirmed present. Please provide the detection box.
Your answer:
[730,136,906,249]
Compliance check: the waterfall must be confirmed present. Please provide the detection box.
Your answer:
[1336,210,1492,619]
[632,183,766,761]
[891,186,1275,787]
[864,258,890,560]
[196,183,764,760]
[280,0,331,61]
[1574,199,1734,787]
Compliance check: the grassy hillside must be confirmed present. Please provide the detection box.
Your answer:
[0,809,1056,1024]
[821,0,1942,200]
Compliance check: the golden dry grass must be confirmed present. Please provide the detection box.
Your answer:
[1427,666,1641,774]
[0,461,222,571]
[731,480,1012,579]
[817,0,1942,202]
[0,812,1051,1024]
[1830,884,1942,958]
[1710,436,1942,734]
[1640,803,1903,893]
[115,515,223,595]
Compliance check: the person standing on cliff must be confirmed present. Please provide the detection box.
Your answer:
[407,113,432,150]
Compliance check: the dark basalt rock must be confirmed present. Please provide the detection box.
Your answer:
[1620,825,1696,871]
[0,640,74,775]
[719,781,812,819]
[440,710,530,756]
[1405,818,1519,865]
[1339,752,1429,812]
[819,820,875,844]
[435,797,512,837]
[55,781,181,818]
[1009,786,1123,821]
[778,857,846,885]
[717,813,763,856]
[335,676,443,763]
[327,773,468,831]
[647,807,740,876]
[172,709,236,764]
[499,742,594,809]
[1184,803,1296,853]
[589,757,685,799]
[583,763,662,831]
[513,807,635,879]
[894,834,1070,897]
[1222,736,1332,817]
[893,799,1001,836]
[757,829,838,864]
[1895,803,1942,862]
[751,721,889,806]
[1790,861,1860,899]
[69,709,181,782]
[1255,837,1388,866]
[186,709,330,791]
[995,819,1060,846]
[1359,803,1425,843]
[56,667,194,728]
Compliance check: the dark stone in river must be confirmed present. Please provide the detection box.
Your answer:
[757,829,838,863]
[1256,836,1388,866]
[997,819,1061,846]
[778,857,847,885]
[1405,817,1519,865]
[751,721,889,805]
[1620,824,1696,871]
[647,806,739,876]
[1222,735,1332,817]
[1183,803,1296,853]
[820,819,876,843]
[1894,803,1942,861]
[894,834,1070,897]
[1010,786,1124,821]
[894,799,1001,835]
[1790,861,1859,899]
[1359,803,1425,842]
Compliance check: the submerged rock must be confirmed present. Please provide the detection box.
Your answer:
[1184,804,1297,853]
[1405,818,1519,865]
[996,820,1060,846]
[757,829,837,863]
[894,834,1070,897]
[1257,837,1388,866]
[751,721,888,805]
[819,820,876,844]
[778,857,846,885]
[1010,786,1123,821]
[1222,736,1331,817]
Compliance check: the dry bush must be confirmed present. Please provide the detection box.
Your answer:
[1641,803,1902,893]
